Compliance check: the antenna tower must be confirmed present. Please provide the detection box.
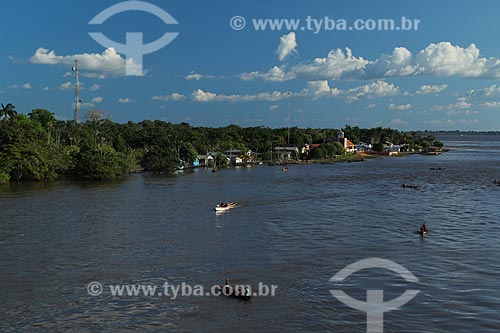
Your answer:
[73,59,80,122]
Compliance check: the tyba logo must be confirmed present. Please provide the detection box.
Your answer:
[329,258,420,333]
[88,1,179,76]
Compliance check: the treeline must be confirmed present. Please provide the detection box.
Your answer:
[430,130,500,135]
[0,103,442,183]
[341,125,442,148]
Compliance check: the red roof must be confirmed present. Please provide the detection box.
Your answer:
[344,138,355,148]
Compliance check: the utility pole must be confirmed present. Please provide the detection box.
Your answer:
[287,91,291,145]
[73,59,80,123]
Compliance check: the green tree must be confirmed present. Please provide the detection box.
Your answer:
[334,142,346,155]
[324,143,338,157]
[373,142,385,152]
[214,152,230,168]
[179,142,198,166]
[0,114,58,181]
[28,109,56,129]
[0,152,10,184]
[0,103,17,122]
[29,109,56,143]
[71,143,128,180]
[142,146,179,173]
[4,142,52,181]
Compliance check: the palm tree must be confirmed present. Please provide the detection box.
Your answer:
[0,103,17,122]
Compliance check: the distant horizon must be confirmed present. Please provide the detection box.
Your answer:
[2,0,500,131]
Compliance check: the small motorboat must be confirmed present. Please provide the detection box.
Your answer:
[282,167,289,172]
[216,285,252,300]
[234,293,252,300]
[214,202,238,211]
[402,184,418,189]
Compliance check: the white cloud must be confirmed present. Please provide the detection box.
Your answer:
[433,101,471,111]
[30,47,142,78]
[470,84,500,99]
[240,66,294,82]
[445,110,476,115]
[269,104,279,110]
[365,104,376,109]
[185,73,203,80]
[483,86,500,97]
[293,47,368,80]
[185,72,220,80]
[307,80,330,96]
[416,84,448,95]
[344,81,399,102]
[151,92,186,101]
[59,81,72,90]
[242,41,500,82]
[82,73,106,79]
[89,84,101,91]
[424,118,456,127]
[277,32,297,61]
[191,89,289,102]
[372,42,500,78]
[483,85,500,97]
[23,83,31,89]
[432,100,478,116]
[389,103,412,111]
[63,72,72,78]
[390,118,406,126]
[414,43,483,77]
[117,98,135,103]
[92,97,103,103]
[192,89,217,102]
[43,86,49,91]
[306,80,341,98]
[369,47,415,77]
[481,101,500,108]
[307,80,331,95]
[190,81,399,104]
[458,119,479,125]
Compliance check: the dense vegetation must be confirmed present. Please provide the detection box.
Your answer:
[0,103,443,183]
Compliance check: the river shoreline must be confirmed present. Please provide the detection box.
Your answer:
[0,150,445,187]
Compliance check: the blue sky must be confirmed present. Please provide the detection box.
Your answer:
[2,0,500,130]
